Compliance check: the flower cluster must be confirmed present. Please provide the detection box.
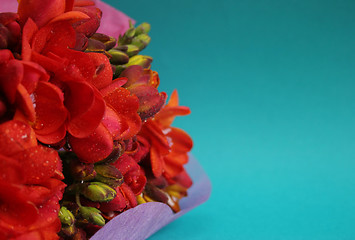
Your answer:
[0,0,192,239]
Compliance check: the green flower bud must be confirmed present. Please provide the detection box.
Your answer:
[131,34,151,51]
[108,49,129,65]
[79,206,105,226]
[81,182,116,202]
[94,164,124,188]
[114,45,128,52]
[125,55,153,69]
[125,27,136,39]
[125,44,140,57]
[59,206,75,226]
[135,22,151,35]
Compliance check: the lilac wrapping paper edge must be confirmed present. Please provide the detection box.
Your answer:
[0,1,211,239]
[91,155,211,240]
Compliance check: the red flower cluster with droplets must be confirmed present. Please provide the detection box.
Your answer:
[0,0,193,239]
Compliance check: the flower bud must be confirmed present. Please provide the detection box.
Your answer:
[81,182,116,202]
[135,22,151,35]
[108,49,129,65]
[90,33,116,50]
[131,34,151,51]
[118,27,135,45]
[70,159,96,181]
[125,44,140,57]
[114,45,128,52]
[98,140,125,164]
[94,164,124,188]
[143,183,168,204]
[125,27,136,39]
[59,206,75,226]
[86,38,106,52]
[79,206,105,226]
[125,55,152,69]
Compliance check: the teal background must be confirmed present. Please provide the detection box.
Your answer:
[106,0,355,239]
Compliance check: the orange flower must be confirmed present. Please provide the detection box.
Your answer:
[139,90,193,187]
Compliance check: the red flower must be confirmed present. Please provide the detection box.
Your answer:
[1,0,143,163]
[120,65,167,120]
[0,120,65,239]
[140,90,193,188]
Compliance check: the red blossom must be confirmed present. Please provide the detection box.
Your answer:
[0,120,65,239]
[4,1,143,163]
[120,65,167,120]
[140,90,193,188]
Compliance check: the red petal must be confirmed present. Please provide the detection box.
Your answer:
[0,13,19,25]
[130,85,166,120]
[0,59,23,103]
[48,11,89,25]
[101,106,124,140]
[31,51,66,73]
[167,127,193,153]
[16,83,36,122]
[154,106,191,128]
[86,52,113,89]
[65,81,105,138]
[21,61,49,94]
[120,183,137,208]
[99,186,126,213]
[171,170,193,188]
[120,65,144,88]
[113,154,139,175]
[33,81,67,136]
[163,154,185,179]
[150,146,164,178]
[15,145,60,184]
[69,123,113,163]
[0,154,23,183]
[0,49,14,64]
[18,0,65,28]
[32,21,76,54]
[21,18,38,61]
[0,120,37,156]
[0,183,39,227]
[72,6,102,38]
[36,123,67,145]
[101,85,141,139]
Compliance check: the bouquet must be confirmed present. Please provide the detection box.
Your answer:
[0,0,210,239]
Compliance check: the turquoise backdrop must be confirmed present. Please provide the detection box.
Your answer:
[106,0,355,239]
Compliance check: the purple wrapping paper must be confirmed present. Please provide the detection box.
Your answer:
[91,155,211,240]
[0,1,211,239]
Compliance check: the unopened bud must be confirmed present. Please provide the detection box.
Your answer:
[59,206,75,226]
[90,33,117,50]
[131,34,151,51]
[135,22,151,35]
[94,164,123,188]
[108,49,129,65]
[125,55,152,69]
[125,44,140,57]
[144,183,168,203]
[70,160,96,181]
[81,182,116,202]
[79,206,105,226]
[125,27,136,39]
